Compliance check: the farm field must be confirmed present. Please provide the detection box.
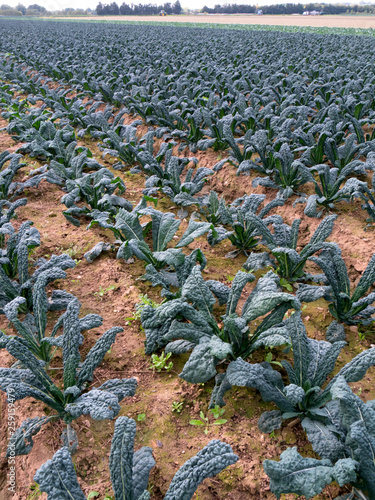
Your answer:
[48,14,375,29]
[0,19,375,500]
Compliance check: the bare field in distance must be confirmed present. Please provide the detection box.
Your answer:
[49,14,375,29]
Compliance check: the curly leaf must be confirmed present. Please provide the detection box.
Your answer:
[34,447,86,500]
[84,241,112,263]
[351,253,375,303]
[179,343,218,383]
[164,440,238,500]
[175,219,212,248]
[62,298,83,390]
[209,373,232,408]
[226,358,294,413]
[147,210,181,252]
[133,447,156,500]
[226,271,255,316]
[243,252,275,272]
[350,420,375,497]
[96,378,137,402]
[322,347,375,402]
[65,389,120,420]
[109,416,136,500]
[6,416,51,457]
[263,447,358,500]
[77,326,123,387]
[302,418,347,463]
[257,410,282,433]
[181,265,215,317]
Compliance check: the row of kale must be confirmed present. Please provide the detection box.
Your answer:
[2,22,375,146]
[3,58,375,227]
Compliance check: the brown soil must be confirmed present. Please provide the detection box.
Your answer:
[0,118,23,152]
[0,97,374,500]
[47,14,375,29]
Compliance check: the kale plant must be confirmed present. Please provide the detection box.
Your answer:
[5,106,53,140]
[226,312,375,432]
[263,446,358,500]
[129,136,174,175]
[16,122,76,161]
[243,214,336,282]
[197,191,229,226]
[46,148,103,187]
[132,144,213,206]
[340,170,375,225]
[143,156,213,208]
[207,193,285,257]
[0,298,136,456]
[0,151,26,200]
[221,124,255,168]
[140,247,207,300]
[78,106,129,139]
[34,416,238,500]
[0,221,41,281]
[235,130,290,177]
[170,109,205,152]
[141,267,300,395]
[263,377,375,500]
[0,198,27,246]
[62,168,131,226]
[2,272,76,363]
[88,198,212,266]
[301,163,356,218]
[297,129,331,167]
[197,112,232,152]
[0,93,31,122]
[0,220,75,313]
[251,143,313,199]
[297,244,375,325]
[324,134,367,174]
[100,124,150,167]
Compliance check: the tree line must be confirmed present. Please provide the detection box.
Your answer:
[0,3,46,16]
[96,1,182,15]
[202,3,375,15]
[0,3,94,16]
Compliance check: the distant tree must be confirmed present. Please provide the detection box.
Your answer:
[28,3,46,13]
[119,2,132,14]
[73,8,86,15]
[198,2,354,15]
[15,3,26,13]
[25,8,40,15]
[108,2,119,14]
[96,2,104,14]
[0,7,22,15]
[172,0,181,14]
[163,2,172,14]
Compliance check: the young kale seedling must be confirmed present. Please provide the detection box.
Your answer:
[149,352,173,372]
[190,405,227,435]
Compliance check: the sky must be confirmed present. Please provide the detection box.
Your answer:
[2,0,370,13]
